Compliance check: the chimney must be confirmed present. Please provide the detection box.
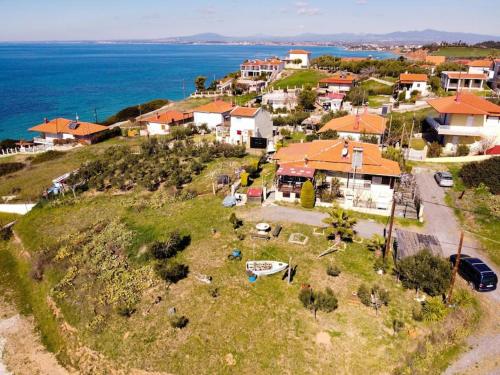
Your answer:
[352,147,363,169]
[156,112,160,120]
[341,141,349,158]
[44,117,49,124]
[304,154,308,166]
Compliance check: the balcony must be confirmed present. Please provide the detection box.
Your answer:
[426,117,483,137]
[33,137,54,145]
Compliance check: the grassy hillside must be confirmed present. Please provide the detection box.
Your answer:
[431,47,499,58]
[272,69,328,89]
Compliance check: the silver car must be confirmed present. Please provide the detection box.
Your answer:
[434,171,454,187]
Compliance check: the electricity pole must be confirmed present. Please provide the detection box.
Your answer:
[384,197,397,259]
[447,231,464,304]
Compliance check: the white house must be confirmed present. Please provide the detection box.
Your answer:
[216,77,234,94]
[427,93,500,154]
[261,90,298,111]
[285,50,311,69]
[467,60,494,81]
[318,73,357,93]
[318,113,386,144]
[317,92,345,112]
[398,73,429,100]
[440,71,487,92]
[142,111,193,136]
[29,117,109,145]
[240,58,284,79]
[193,101,234,130]
[226,107,273,147]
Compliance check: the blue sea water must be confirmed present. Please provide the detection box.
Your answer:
[0,43,396,140]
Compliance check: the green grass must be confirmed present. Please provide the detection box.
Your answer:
[272,69,328,89]
[0,212,21,226]
[431,47,500,58]
[368,95,391,108]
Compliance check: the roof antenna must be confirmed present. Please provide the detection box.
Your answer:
[455,71,462,102]
[76,113,80,123]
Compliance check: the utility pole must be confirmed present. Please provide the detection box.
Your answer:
[384,197,397,259]
[387,114,393,144]
[447,231,464,304]
[408,113,415,151]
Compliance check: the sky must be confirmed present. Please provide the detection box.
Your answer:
[0,0,499,41]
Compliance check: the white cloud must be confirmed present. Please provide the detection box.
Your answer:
[294,1,321,16]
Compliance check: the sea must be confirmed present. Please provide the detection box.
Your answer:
[0,43,396,140]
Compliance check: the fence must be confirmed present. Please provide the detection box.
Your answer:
[1,144,53,157]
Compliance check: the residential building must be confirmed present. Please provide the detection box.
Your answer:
[317,93,345,112]
[225,107,273,147]
[285,50,311,69]
[216,77,234,94]
[236,78,267,93]
[426,93,500,153]
[318,73,357,93]
[142,111,193,136]
[318,113,386,143]
[440,71,487,92]
[261,90,298,111]
[240,58,284,79]
[273,139,400,211]
[493,59,500,90]
[467,60,494,80]
[29,117,109,145]
[193,101,234,129]
[397,73,429,100]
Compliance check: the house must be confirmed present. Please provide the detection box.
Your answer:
[225,107,273,147]
[493,59,500,90]
[440,71,488,92]
[29,117,109,145]
[467,60,494,80]
[273,139,400,211]
[285,50,311,69]
[142,111,193,136]
[318,113,386,144]
[317,93,345,112]
[240,58,284,79]
[397,73,429,100]
[236,78,267,93]
[318,73,357,93]
[193,101,234,130]
[216,77,234,94]
[426,92,500,153]
[261,90,298,111]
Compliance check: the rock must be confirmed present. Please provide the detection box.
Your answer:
[224,353,236,366]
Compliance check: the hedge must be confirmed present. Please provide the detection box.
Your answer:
[459,157,500,194]
[0,162,25,177]
[101,99,169,125]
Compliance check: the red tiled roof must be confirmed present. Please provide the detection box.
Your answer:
[319,74,356,85]
[277,165,315,178]
[289,49,311,55]
[193,100,234,114]
[467,60,493,68]
[427,92,500,115]
[247,187,262,197]
[399,73,428,83]
[273,140,400,177]
[241,59,282,66]
[143,111,192,125]
[29,118,108,136]
[443,72,487,80]
[230,107,260,117]
[323,93,346,100]
[319,113,386,135]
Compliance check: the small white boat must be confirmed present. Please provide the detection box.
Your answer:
[246,261,288,277]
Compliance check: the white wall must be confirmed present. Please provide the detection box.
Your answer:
[229,109,273,145]
[403,81,429,99]
[147,122,170,135]
[468,66,494,80]
[337,132,382,144]
[0,204,36,215]
[326,83,352,92]
[194,112,224,129]
[286,53,310,69]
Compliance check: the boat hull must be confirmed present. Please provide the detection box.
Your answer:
[246,261,288,276]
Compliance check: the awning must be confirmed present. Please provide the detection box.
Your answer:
[277,165,315,178]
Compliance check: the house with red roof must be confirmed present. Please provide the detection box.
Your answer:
[426,93,500,153]
[318,113,386,144]
[29,117,109,145]
[226,107,273,148]
[318,73,357,93]
[240,58,284,79]
[285,50,312,69]
[273,139,400,211]
[440,71,488,92]
[467,60,494,81]
[142,110,193,136]
[397,73,429,100]
[192,100,234,130]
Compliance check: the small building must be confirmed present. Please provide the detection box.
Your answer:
[247,187,263,204]
[394,229,443,261]
[397,73,429,100]
[261,90,298,111]
[29,117,109,145]
[318,73,357,93]
[285,50,311,69]
[216,77,234,94]
[236,78,267,93]
[142,111,193,136]
[317,92,345,112]
[467,60,494,81]
[426,93,500,153]
[226,107,273,147]
[318,113,386,144]
[193,101,234,130]
[240,58,285,79]
[440,71,487,92]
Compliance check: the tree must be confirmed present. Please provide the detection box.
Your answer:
[240,172,249,187]
[150,231,189,260]
[300,180,315,208]
[326,206,357,241]
[429,76,441,92]
[229,213,242,230]
[395,249,451,296]
[346,87,366,107]
[299,287,338,319]
[298,86,317,110]
[427,142,442,158]
[195,76,207,92]
[156,262,189,284]
[319,129,339,140]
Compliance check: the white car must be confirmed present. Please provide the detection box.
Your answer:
[434,171,454,187]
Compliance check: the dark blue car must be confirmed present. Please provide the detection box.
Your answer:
[450,254,498,292]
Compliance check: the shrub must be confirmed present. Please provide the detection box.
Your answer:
[459,157,500,194]
[102,99,169,125]
[421,297,448,322]
[455,144,470,157]
[300,180,315,208]
[392,319,405,334]
[229,213,242,230]
[427,142,442,158]
[412,304,423,321]
[0,162,25,177]
[240,172,249,187]
[319,129,339,140]
[326,265,341,277]
[170,315,189,329]
[373,257,389,273]
[357,284,371,306]
[316,288,338,312]
[395,249,451,296]
[30,150,64,164]
[326,206,357,241]
[150,231,189,259]
[156,262,189,284]
[372,285,390,306]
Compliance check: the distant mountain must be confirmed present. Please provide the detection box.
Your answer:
[156,29,500,45]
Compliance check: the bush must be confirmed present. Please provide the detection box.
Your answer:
[392,319,405,334]
[102,99,169,125]
[357,284,371,306]
[170,315,189,329]
[229,213,242,230]
[395,249,451,296]
[299,287,338,317]
[427,142,442,158]
[300,180,315,208]
[455,144,470,157]
[91,126,122,143]
[156,262,189,284]
[373,257,389,273]
[459,157,500,194]
[0,162,25,177]
[422,297,448,322]
[412,304,423,321]
[326,265,341,277]
[240,172,249,187]
[319,129,339,140]
[372,284,390,306]
[150,231,189,259]
[30,150,64,164]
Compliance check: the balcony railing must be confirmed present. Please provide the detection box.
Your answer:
[426,116,483,136]
[33,137,54,145]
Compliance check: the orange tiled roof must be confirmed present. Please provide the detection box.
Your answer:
[289,49,311,55]
[143,110,192,125]
[443,72,487,80]
[241,58,282,66]
[29,118,108,136]
[193,100,234,114]
[319,73,356,85]
[273,140,400,177]
[399,73,428,83]
[319,113,386,135]
[425,55,446,65]
[467,60,493,68]
[230,107,260,117]
[427,92,500,115]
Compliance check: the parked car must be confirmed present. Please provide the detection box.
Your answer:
[450,254,498,292]
[434,171,454,187]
